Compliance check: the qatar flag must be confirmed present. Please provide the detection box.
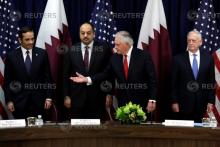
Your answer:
[35,0,72,120]
[137,0,172,120]
[35,0,72,83]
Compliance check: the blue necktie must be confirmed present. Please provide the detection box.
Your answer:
[192,54,198,79]
[25,50,31,75]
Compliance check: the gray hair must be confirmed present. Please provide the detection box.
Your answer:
[115,31,134,46]
[187,29,202,40]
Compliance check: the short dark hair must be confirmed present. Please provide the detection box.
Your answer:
[80,22,95,32]
[18,26,34,39]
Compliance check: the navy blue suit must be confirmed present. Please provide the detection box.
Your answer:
[92,48,157,109]
[63,42,112,120]
[3,47,52,119]
[171,50,215,122]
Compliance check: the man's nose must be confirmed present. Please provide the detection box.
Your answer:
[29,40,34,44]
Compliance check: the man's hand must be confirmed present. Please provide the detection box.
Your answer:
[64,96,71,108]
[44,99,52,109]
[207,103,213,113]
[105,95,113,108]
[7,101,15,112]
[172,103,179,112]
[70,72,88,83]
[146,100,156,113]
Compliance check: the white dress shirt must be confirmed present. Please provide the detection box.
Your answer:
[188,50,200,69]
[81,41,94,62]
[123,46,133,67]
[21,46,32,62]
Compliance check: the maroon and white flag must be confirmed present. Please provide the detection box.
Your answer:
[137,0,172,120]
[137,0,172,79]
[36,0,72,82]
[35,0,72,120]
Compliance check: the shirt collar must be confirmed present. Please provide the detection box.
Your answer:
[125,46,133,57]
[188,49,200,57]
[81,41,94,50]
[21,46,32,55]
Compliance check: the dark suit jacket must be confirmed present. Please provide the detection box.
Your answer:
[171,50,215,118]
[92,47,157,109]
[63,41,112,115]
[3,47,52,118]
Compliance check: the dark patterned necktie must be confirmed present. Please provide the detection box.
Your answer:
[25,50,31,75]
[84,46,89,71]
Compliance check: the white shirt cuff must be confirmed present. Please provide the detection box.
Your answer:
[87,77,92,85]
[46,98,52,101]
[148,99,156,103]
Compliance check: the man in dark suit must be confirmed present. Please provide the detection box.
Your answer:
[71,31,157,113]
[171,30,215,122]
[63,22,112,120]
[3,26,53,119]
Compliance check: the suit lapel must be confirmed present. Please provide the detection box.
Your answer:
[89,43,96,72]
[31,48,38,77]
[16,48,30,76]
[118,54,126,81]
[127,49,136,81]
[197,51,204,80]
[74,44,86,73]
[184,52,195,79]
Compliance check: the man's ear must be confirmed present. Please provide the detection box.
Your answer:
[93,33,96,39]
[199,40,203,47]
[18,37,22,44]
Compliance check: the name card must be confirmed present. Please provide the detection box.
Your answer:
[0,119,26,128]
[71,119,100,125]
[162,120,194,127]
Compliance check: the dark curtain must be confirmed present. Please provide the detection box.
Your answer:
[12,0,220,121]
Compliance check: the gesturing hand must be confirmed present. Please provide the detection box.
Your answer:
[70,72,88,83]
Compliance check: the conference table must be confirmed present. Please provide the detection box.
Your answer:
[0,122,220,147]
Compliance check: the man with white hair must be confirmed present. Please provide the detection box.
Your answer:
[171,30,215,122]
[72,31,157,113]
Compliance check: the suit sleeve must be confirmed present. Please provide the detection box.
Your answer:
[144,52,157,100]
[43,51,53,99]
[208,55,215,104]
[3,53,14,104]
[90,43,112,83]
[62,49,71,98]
[171,56,179,103]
